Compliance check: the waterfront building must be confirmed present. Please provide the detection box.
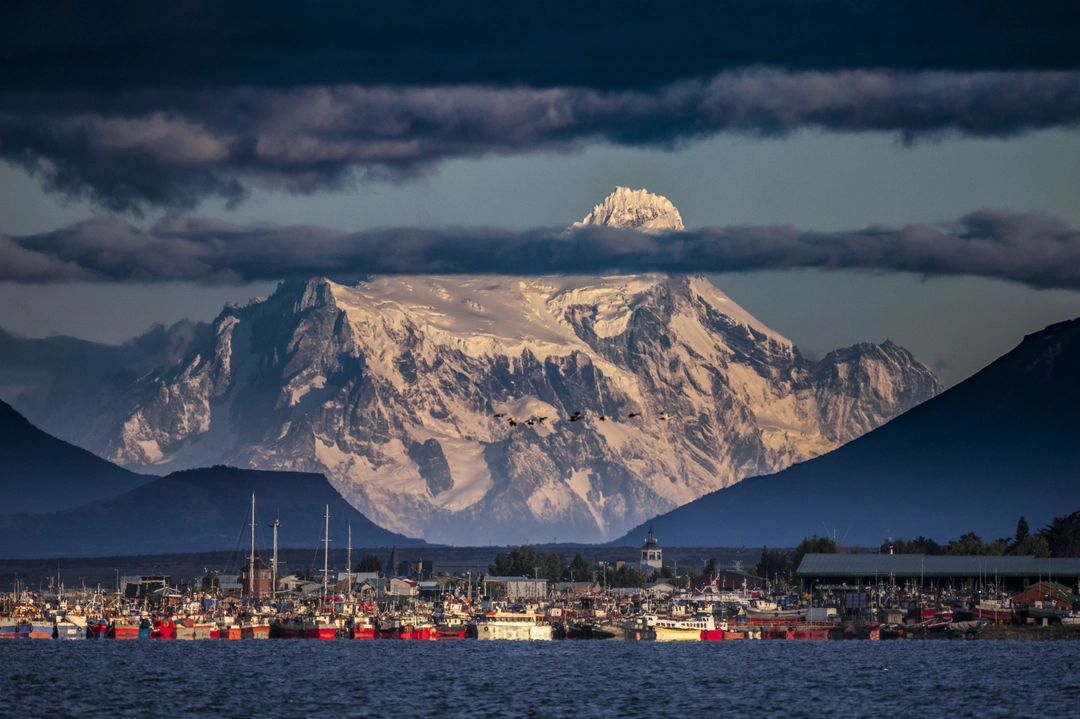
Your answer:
[1012,581,1080,609]
[120,575,172,598]
[239,552,272,596]
[796,554,1080,590]
[483,576,549,600]
[640,528,662,572]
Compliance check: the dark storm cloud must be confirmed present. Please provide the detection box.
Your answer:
[3,1,1079,91]
[3,70,1079,211]
[5,210,1080,291]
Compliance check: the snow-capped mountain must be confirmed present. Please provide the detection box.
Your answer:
[37,274,936,544]
[573,187,685,232]
[9,190,941,544]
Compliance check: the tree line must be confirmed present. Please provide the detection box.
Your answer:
[751,511,1080,583]
[882,512,1080,559]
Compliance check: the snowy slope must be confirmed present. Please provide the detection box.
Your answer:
[11,189,942,544]
[39,271,938,545]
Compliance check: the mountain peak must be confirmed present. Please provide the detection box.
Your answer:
[574,187,685,233]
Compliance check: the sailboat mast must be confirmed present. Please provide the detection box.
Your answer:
[270,519,280,603]
[249,492,256,599]
[347,524,352,601]
[322,504,330,609]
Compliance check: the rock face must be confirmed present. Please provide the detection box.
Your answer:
[36,271,940,544]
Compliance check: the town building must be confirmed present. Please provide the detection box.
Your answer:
[483,576,549,600]
[239,552,272,597]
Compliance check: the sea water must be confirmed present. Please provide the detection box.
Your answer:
[4,640,1077,718]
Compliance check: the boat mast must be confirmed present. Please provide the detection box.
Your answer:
[270,518,280,603]
[322,504,330,612]
[248,492,256,599]
[346,523,352,602]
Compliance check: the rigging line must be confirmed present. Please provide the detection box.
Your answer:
[223,513,250,580]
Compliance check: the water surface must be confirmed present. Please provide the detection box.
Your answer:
[5,640,1077,718]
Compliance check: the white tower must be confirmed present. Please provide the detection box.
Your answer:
[640,527,662,572]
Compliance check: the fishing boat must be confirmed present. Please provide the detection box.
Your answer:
[240,619,270,640]
[270,617,306,639]
[303,616,338,640]
[174,617,215,640]
[54,618,84,640]
[375,614,436,640]
[107,618,140,640]
[221,622,243,641]
[469,612,553,641]
[1025,603,1066,622]
[745,599,808,624]
[0,617,31,639]
[151,618,175,640]
[596,617,656,641]
[647,614,717,642]
[87,619,109,639]
[972,597,1014,622]
[433,601,469,639]
[351,615,376,640]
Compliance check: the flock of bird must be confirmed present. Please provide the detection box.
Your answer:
[494,409,670,428]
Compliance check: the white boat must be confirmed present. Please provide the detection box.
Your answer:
[744,599,807,622]
[471,612,552,641]
[647,614,718,641]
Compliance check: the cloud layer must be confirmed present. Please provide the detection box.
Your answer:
[3,70,1080,211]
[5,210,1080,291]
[6,1,1080,91]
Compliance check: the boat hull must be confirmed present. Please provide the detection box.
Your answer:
[241,624,270,640]
[473,623,553,641]
[973,607,1013,622]
[654,627,703,642]
[55,623,85,640]
[108,623,140,640]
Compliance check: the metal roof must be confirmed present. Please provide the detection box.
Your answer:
[795,554,1080,578]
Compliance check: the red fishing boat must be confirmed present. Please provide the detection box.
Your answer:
[151,618,175,640]
[241,621,270,640]
[352,615,376,640]
[107,618,139,640]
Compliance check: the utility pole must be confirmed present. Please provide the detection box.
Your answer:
[270,518,280,603]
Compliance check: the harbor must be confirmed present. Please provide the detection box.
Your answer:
[4,522,1079,643]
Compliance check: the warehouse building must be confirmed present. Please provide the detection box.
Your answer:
[796,554,1080,591]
